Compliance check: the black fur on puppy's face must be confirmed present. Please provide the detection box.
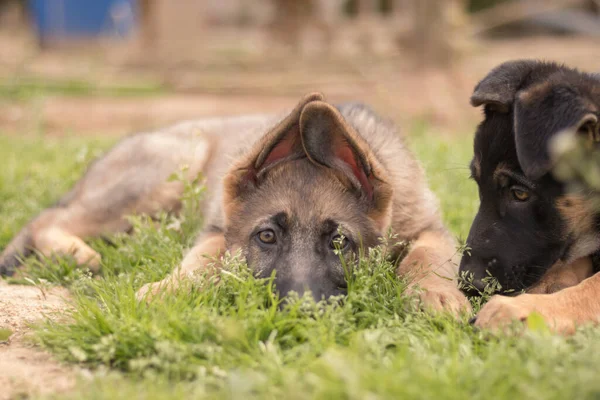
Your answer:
[460,60,600,295]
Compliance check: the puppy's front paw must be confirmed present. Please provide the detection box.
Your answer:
[408,280,472,317]
[136,279,176,303]
[472,294,576,335]
[472,295,532,333]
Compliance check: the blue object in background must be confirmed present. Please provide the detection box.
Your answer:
[28,0,138,40]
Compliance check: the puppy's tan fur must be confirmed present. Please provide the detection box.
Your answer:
[476,258,599,334]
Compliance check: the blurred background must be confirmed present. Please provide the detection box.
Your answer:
[1,0,600,137]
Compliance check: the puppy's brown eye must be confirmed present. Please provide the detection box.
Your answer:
[511,188,530,202]
[257,229,276,245]
[330,234,349,250]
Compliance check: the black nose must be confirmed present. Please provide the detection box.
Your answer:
[459,252,497,296]
[467,277,487,293]
[461,278,487,297]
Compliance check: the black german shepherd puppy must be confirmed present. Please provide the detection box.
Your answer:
[460,60,600,333]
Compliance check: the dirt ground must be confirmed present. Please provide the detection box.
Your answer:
[0,282,76,400]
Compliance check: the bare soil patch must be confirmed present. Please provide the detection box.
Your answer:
[0,281,75,400]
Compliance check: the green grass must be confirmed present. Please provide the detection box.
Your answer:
[0,79,165,101]
[0,327,13,342]
[2,130,600,400]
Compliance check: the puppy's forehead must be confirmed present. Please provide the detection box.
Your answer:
[241,161,371,227]
[520,72,600,105]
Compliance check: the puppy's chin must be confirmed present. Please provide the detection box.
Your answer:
[459,265,531,297]
[460,286,483,298]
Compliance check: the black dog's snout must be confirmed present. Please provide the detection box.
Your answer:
[459,252,494,295]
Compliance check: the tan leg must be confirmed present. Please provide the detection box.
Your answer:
[136,233,226,302]
[527,257,594,294]
[34,227,101,272]
[475,271,600,335]
[29,207,109,273]
[398,230,472,316]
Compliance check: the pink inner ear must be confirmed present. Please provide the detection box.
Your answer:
[334,143,373,200]
[262,134,296,167]
[243,133,298,185]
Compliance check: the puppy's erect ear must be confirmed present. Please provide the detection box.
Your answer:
[299,101,394,228]
[224,92,324,205]
[514,83,599,180]
[252,92,324,175]
[470,60,560,112]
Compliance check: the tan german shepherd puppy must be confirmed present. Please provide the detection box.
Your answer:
[0,93,469,315]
